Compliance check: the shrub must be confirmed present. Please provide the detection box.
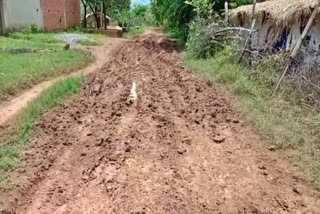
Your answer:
[187,16,230,58]
[21,24,38,34]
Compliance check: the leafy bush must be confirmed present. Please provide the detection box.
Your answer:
[187,17,227,58]
[21,24,38,34]
[151,0,195,42]
[187,17,212,58]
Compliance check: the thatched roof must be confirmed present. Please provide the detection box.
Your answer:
[230,0,319,26]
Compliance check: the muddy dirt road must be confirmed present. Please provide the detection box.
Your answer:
[1,33,320,213]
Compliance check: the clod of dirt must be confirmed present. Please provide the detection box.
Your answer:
[232,118,240,123]
[213,135,226,143]
[268,146,277,151]
[177,148,187,155]
[293,187,301,195]
[182,137,192,145]
[258,165,267,170]
[125,145,132,153]
[93,83,102,95]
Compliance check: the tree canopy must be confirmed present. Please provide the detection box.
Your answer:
[150,0,252,41]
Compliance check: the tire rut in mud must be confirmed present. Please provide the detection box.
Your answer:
[2,34,320,213]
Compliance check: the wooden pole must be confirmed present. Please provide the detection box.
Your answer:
[225,1,229,27]
[100,1,103,29]
[271,1,320,95]
[238,0,257,63]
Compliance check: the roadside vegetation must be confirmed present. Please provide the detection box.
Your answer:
[185,51,320,189]
[151,0,320,189]
[121,4,153,37]
[80,0,148,37]
[10,27,104,46]
[0,75,85,186]
[0,28,94,102]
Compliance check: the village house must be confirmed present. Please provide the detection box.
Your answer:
[0,0,81,35]
[230,0,320,52]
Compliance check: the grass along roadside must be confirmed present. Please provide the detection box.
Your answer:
[124,26,146,37]
[9,31,105,46]
[0,36,92,102]
[184,50,320,190]
[0,75,85,186]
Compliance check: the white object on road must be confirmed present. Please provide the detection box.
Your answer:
[129,81,137,101]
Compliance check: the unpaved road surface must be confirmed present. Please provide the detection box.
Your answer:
[1,33,320,213]
[0,37,124,127]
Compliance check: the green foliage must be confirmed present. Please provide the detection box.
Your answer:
[151,0,195,42]
[131,4,148,17]
[186,0,211,17]
[121,4,150,28]
[187,17,213,58]
[81,0,131,28]
[150,0,252,48]
[187,15,228,58]
[21,24,39,34]
[124,26,145,37]
[9,32,61,43]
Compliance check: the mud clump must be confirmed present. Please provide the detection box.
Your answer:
[140,34,177,53]
[1,33,320,214]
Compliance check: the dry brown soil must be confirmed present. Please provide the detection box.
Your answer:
[1,31,320,213]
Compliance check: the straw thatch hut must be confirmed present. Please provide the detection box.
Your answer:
[230,0,320,51]
[86,12,111,29]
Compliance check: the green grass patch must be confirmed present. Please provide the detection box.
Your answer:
[9,32,61,44]
[0,75,85,186]
[164,28,186,49]
[9,31,104,46]
[184,50,320,190]
[65,28,105,46]
[78,38,101,46]
[0,36,91,102]
[124,26,145,37]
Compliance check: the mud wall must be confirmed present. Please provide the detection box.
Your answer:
[2,0,43,31]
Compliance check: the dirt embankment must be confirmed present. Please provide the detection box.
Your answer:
[1,33,320,213]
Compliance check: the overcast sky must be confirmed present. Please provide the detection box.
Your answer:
[131,0,150,5]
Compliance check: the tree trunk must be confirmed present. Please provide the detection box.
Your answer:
[103,2,107,29]
[80,0,87,28]
[88,3,100,29]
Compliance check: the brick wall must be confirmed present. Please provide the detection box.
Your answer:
[41,0,65,31]
[41,0,80,31]
[65,0,80,28]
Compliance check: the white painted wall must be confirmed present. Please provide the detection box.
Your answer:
[3,0,43,31]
